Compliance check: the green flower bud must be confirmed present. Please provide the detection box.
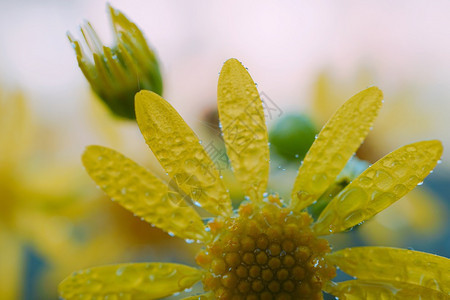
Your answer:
[269,113,318,161]
[308,156,369,220]
[68,5,163,119]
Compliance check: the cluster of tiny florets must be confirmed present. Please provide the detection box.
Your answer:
[195,196,336,300]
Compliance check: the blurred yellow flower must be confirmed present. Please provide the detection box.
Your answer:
[0,90,110,299]
[59,59,449,299]
[0,89,184,299]
[0,90,33,299]
[68,5,163,120]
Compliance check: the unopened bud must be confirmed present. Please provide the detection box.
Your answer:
[68,5,163,119]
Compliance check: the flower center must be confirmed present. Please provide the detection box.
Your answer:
[196,196,336,299]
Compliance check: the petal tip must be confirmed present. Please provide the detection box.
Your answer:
[135,90,160,111]
[415,139,443,157]
[224,57,241,65]
[428,139,444,157]
[82,145,96,157]
[429,139,443,148]
[365,86,383,99]
[81,145,102,166]
[222,58,245,73]
[135,89,151,100]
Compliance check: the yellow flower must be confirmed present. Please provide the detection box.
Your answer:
[59,59,449,299]
[68,5,163,119]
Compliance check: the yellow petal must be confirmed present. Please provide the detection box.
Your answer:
[135,91,232,217]
[217,58,269,202]
[290,87,383,211]
[324,280,448,300]
[313,140,443,235]
[327,247,450,294]
[82,145,209,242]
[59,263,202,300]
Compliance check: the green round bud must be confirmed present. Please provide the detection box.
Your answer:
[269,113,318,161]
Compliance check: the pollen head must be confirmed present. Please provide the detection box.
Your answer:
[196,197,336,299]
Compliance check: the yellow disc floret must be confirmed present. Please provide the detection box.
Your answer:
[196,196,336,299]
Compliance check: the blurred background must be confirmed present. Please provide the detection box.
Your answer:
[0,1,449,299]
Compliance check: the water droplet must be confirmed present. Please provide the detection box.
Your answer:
[336,187,368,215]
[116,266,125,276]
[393,184,407,195]
[358,176,373,188]
[343,210,365,227]
[311,173,328,190]
[374,169,394,190]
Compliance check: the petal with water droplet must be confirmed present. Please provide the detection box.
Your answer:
[328,247,450,294]
[135,91,232,217]
[290,87,383,211]
[324,279,448,299]
[58,263,202,299]
[217,58,269,202]
[82,145,209,242]
[314,140,443,235]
